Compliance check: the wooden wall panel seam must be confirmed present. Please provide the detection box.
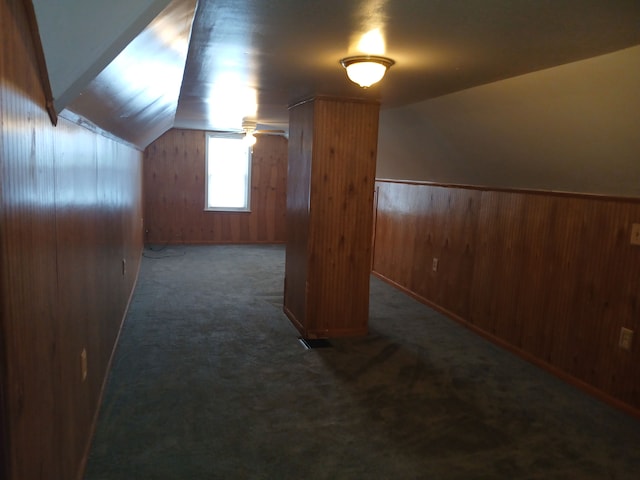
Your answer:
[20,0,57,125]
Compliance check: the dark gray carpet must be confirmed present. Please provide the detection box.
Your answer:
[85,245,640,479]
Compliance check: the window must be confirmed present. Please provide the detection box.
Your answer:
[205,133,252,211]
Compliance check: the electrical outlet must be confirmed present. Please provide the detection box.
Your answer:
[619,327,634,351]
[81,348,88,381]
[631,224,640,246]
[432,257,439,272]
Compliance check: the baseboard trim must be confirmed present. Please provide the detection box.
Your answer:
[371,270,640,420]
[283,304,305,336]
[77,246,144,480]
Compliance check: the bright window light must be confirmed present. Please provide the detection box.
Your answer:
[206,133,252,211]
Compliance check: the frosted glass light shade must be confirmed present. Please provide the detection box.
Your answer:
[340,56,395,88]
[244,131,257,146]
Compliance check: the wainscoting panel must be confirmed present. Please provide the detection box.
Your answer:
[144,129,287,244]
[373,180,640,413]
[373,182,481,320]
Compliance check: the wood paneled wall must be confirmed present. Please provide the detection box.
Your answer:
[284,101,314,332]
[1,1,144,479]
[284,97,379,338]
[143,129,287,244]
[373,180,640,414]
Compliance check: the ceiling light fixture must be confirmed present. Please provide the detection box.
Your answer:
[242,119,257,146]
[243,131,257,146]
[340,55,395,88]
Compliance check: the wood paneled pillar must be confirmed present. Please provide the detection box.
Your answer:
[283,96,380,338]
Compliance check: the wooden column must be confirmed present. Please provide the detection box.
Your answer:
[284,96,380,338]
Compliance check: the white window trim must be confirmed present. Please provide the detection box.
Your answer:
[205,132,252,212]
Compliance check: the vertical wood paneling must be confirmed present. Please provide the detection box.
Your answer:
[373,181,418,290]
[143,129,288,244]
[1,1,144,478]
[284,97,379,338]
[283,101,313,330]
[308,99,379,335]
[373,179,640,413]
[373,183,480,320]
[251,134,288,241]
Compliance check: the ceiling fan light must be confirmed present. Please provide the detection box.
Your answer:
[244,131,257,146]
[340,55,395,88]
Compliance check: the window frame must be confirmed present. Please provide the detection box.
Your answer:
[204,132,253,212]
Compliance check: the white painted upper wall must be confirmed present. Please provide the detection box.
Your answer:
[33,0,171,112]
[377,45,640,197]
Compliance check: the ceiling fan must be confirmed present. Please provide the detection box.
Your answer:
[242,119,286,137]
[207,119,286,145]
[242,120,287,146]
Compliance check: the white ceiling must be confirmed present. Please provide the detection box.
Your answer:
[32,0,173,112]
[32,0,640,148]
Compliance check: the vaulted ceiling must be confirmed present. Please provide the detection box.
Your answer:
[32,0,640,149]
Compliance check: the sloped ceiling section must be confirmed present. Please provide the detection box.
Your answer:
[64,0,197,147]
[32,0,172,113]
